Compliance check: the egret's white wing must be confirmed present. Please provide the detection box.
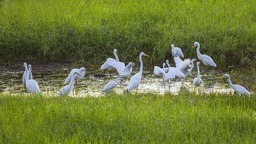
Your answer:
[107,61,125,75]
[26,80,40,94]
[166,68,176,80]
[102,80,117,93]
[172,48,184,58]
[171,67,185,78]
[120,62,135,78]
[106,58,116,61]
[176,48,184,58]
[201,55,217,67]
[179,59,191,73]
[100,58,117,70]
[233,85,250,96]
[174,56,184,69]
[127,73,141,92]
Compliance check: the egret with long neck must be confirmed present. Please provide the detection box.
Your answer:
[194,42,217,67]
[59,71,81,96]
[127,52,149,92]
[223,74,250,97]
[25,64,40,95]
[193,62,203,87]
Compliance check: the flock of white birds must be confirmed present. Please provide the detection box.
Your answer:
[22,42,251,97]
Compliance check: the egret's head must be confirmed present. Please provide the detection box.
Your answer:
[80,67,86,71]
[140,52,149,57]
[191,58,197,62]
[170,44,174,48]
[28,64,32,70]
[193,42,200,48]
[166,59,169,64]
[196,62,200,65]
[128,62,135,67]
[114,49,117,53]
[24,62,27,67]
[223,74,230,79]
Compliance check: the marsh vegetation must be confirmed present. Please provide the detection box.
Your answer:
[0,0,255,69]
[0,94,255,143]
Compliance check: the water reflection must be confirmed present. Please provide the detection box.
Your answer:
[0,65,234,97]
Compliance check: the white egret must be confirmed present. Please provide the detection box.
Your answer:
[223,74,251,97]
[58,71,81,96]
[193,62,203,87]
[127,52,149,92]
[102,77,122,93]
[165,60,185,79]
[25,64,40,95]
[101,49,120,71]
[174,56,197,76]
[193,42,217,67]
[154,60,185,90]
[64,67,86,84]
[171,44,184,58]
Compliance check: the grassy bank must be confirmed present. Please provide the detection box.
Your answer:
[0,93,255,143]
[0,0,255,68]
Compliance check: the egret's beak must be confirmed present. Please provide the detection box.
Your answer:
[192,45,195,48]
[144,54,150,57]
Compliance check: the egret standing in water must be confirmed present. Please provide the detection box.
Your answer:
[193,42,217,67]
[102,77,122,93]
[64,67,86,84]
[193,62,203,87]
[223,74,251,97]
[24,63,40,95]
[193,62,203,94]
[127,52,149,92]
[59,71,81,96]
[171,44,184,58]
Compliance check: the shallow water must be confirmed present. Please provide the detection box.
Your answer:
[0,63,234,97]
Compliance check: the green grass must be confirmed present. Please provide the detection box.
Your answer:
[0,0,255,68]
[0,93,255,143]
